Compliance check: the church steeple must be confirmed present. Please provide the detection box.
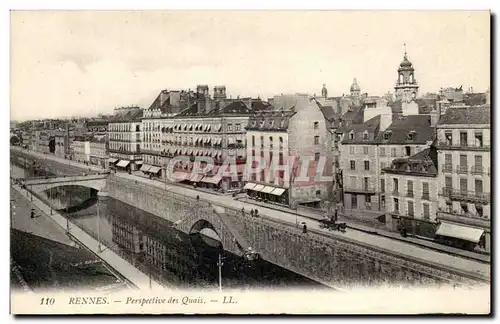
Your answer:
[395,44,419,102]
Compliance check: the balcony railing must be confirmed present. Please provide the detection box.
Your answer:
[456,165,468,174]
[421,193,430,200]
[343,186,376,194]
[406,190,414,198]
[437,209,490,229]
[437,141,490,151]
[392,190,399,197]
[442,164,453,173]
[440,187,490,204]
[471,165,484,175]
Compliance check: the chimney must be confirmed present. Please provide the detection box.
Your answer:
[379,113,393,132]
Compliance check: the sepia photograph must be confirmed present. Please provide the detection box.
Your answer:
[8,9,491,315]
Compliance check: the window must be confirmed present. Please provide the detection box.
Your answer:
[380,147,386,156]
[314,136,320,145]
[405,146,411,156]
[394,198,399,213]
[407,132,415,141]
[364,161,370,170]
[381,195,386,208]
[316,190,321,197]
[459,154,467,167]
[350,160,356,170]
[260,136,264,149]
[445,132,453,145]
[363,146,369,155]
[475,132,483,147]
[349,131,354,140]
[446,201,452,213]
[460,132,468,146]
[391,147,397,157]
[384,133,391,140]
[363,177,369,191]
[350,176,356,188]
[380,162,386,171]
[351,195,358,209]
[235,123,241,131]
[363,131,368,140]
[279,153,284,165]
[269,136,273,149]
[252,136,255,147]
[475,179,483,193]
[407,180,413,197]
[350,146,355,154]
[314,121,319,129]
[445,153,452,166]
[461,203,468,214]
[315,153,320,161]
[408,201,414,217]
[460,178,468,193]
[381,179,385,193]
[423,203,430,219]
[422,182,429,199]
[393,178,399,192]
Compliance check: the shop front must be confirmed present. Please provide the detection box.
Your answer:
[244,182,288,204]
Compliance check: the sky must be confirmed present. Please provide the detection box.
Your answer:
[10,10,490,121]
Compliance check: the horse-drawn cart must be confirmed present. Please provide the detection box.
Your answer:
[318,218,347,232]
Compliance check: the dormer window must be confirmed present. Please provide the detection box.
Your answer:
[281,119,286,128]
[251,120,257,127]
[362,131,369,140]
[270,120,275,127]
[349,131,355,140]
[260,120,265,128]
[407,131,416,141]
[384,131,392,140]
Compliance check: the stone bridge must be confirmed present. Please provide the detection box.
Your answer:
[105,175,489,290]
[25,174,108,193]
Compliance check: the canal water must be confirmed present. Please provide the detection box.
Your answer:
[11,163,326,290]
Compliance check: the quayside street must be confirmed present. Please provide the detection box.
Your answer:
[11,147,490,281]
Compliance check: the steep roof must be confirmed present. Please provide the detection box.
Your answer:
[251,100,272,112]
[110,108,143,122]
[376,115,435,145]
[246,110,296,131]
[416,98,437,114]
[384,147,438,177]
[207,100,253,115]
[438,106,491,125]
[463,93,487,106]
[341,115,381,143]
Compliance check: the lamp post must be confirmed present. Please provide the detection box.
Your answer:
[217,253,224,292]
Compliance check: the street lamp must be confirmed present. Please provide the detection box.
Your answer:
[217,253,225,292]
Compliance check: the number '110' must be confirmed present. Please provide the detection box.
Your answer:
[40,298,55,305]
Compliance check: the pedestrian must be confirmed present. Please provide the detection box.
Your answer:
[241,207,245,216]
[334,208,338,222]
[30,209,35,219]
[254,209,259,217]
[250,209,254,217]
[302,223,308,234]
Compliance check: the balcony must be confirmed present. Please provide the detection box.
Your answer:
[456,165,469,174]
[406,191,414,198]
[442,164,453,173]
[437,209,490,229]
[440,188,490,204]
[421,193,430,200]
[343,186,376,195]
[471,165,485,175]
[392,190,399,197]
[437,141,490,151]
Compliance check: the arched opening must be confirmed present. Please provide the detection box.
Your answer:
[41,185,99,214]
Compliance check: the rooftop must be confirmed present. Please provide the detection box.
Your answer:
[438,106,491,125]
[384,147,438,177]
[376,115,435,145]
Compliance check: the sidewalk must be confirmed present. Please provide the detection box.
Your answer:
[11,183,164,291]
[237,196,490,263]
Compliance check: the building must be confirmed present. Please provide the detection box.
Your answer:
[244,94,333,208]
[435,106,491,252]
[71,134,92,163]
[162,100,252,192]
[108,106,143,172]
[38,131,56,154]
[54,131,66,158]
[86,118,109,133]
[383,147,439,238]
[89,134,108,168]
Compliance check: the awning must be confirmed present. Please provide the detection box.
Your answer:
[435,221,484,243]
[270,188,286,196]
[253,184,265,192]
[261,186,275,194]
[228,137,235,145]
[149,166,161,174]
[116,160,130,168]
[244,183,257,190]
[140,164,152,172]
[173,171,191,181]
[216,124,222,132]
[217,138,222,145]
[190,173,205,183]
[136,161,143,165]
[201,176,222,185]
[108,158,118,164]
[206,125,212,132]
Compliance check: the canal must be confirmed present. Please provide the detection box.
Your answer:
[11,163,327,290]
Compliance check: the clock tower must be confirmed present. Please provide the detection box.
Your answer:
[394,45,419,102]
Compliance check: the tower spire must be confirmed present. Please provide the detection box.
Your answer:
[404,43,407,58]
